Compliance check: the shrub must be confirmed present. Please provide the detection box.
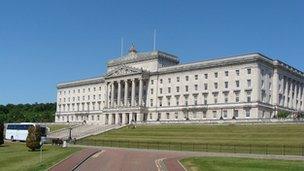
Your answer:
[26,125,42,151]
[0,124,4,145]
[277,111,290,119]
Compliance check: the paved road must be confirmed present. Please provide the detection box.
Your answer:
[69,145,304,171]
[74,148,186,171]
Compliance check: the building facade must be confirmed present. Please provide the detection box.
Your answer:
[55,47,304,124]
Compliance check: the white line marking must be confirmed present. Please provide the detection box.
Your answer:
[92,150,105,158]
[155,158,166,171]
[177,160,187,171]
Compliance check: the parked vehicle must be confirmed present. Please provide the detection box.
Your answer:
[5,123,49,141]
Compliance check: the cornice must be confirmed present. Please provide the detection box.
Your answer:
[57,76,105,89]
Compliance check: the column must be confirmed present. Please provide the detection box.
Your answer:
[105,82,109,108]
[301,85,304,111]
[129,113,133,124]
[131,78,136,106]
[111,81,115,107]
[272,68,279,106]
[289,81,293,108]
[124,80,129,106]
[284,78,288,107]
[122,113,126,125]
[294,82,298,109]
[117,81,121,106]
[139,78,143,106]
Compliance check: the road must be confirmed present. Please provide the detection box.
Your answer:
[54,145,304,171]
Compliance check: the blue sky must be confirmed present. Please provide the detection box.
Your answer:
[0,0,303,104]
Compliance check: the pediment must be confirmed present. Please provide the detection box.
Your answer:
[105,65,144,78]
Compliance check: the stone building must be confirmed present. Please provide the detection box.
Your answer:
[55,46,304,124]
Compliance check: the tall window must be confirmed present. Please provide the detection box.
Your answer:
[204,73,208,79]
[245,109,251,117]
[224,94,228,103]
[168,78,171,83]
[225,82,228,88]
[235,92,240,102]
[194,95,198,105]
[223,110,227,118]
[177,77,180,82]
[160,79,163,84]
[204,83,208,90]
[159,88,163,94]
[247,79,252,87]
[247,68,251,74]
[236,80,240,88]
[185,85,189,92]
[176,96,180,106]
[185,96,189,106]
[213,111,217,118]
[151,88,154,94]
[176,86,180,93]
[195,75,198,80]
[185,76,189,81]
[214,82,218,89]
[194,84,198,91]
[168,87,171,93]
[236,70,240,76]
[225,71,229,76]
[234,110,239,118]
[214,72,218,78]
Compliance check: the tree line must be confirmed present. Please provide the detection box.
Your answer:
[0,103,56,123]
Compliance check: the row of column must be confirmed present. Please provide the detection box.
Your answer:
[106,78,145,108]
[105,113,141,125]
[282,76,304,110]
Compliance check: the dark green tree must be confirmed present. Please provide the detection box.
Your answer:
[26,125,42,151]
[0,124,4,145]
[277,110,290,119]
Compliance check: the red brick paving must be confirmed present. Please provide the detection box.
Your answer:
[50,148,101,171]
[165,158,185,171]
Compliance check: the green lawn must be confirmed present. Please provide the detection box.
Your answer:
[78,124,304,155]
[181,157,304,171]
[0,142,81,171]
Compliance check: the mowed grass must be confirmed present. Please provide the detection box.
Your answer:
[181,157,304,171]
[0,142,81,171]
[81,124,304,146]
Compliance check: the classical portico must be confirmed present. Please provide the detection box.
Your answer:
[103,65,149,125]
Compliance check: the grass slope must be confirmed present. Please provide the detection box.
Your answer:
[0,142,81,171]
[181,157,304,171]
[48,124,70,132]
[81,124,304,146]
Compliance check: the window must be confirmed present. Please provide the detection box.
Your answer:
[203,111,207,118]
[94,87,96,91]
[214,72,218,78]
[150,99,153,106]
[185,96,189,106]
[167,97,171,106]
[160,79,163,84]
[194,84,198,91]
[97,115,100,121]
[168,87,171,93]
[194,96,198,105]
[236,70,240,76]
[247,91,251,102]
[223,110,227,118]
[232,80,238,88]
[159,88,163,94]
[213,111,217,118]
[247,79,252,87]
[176,96,180,106]
[149,113,153,119]
[214,95,218,104]
[214,82,218,89]
[234,110,239,118]
[151,88,154,94]
[195,75,198,80]
[185,76,189,81]
[204,83,208,90]
[166,113,170,119]
[151,80,154,85]
[88,88,90,92]
[225,71,229,76]
[193,111,197,118]
[245,109,251,117]
[175,112,178,119]
[224,94,228,103]
[91,115,94,121]
[247,68,251,74]
[168,78,171,83]
[225,82,228,88]
[262,80,265,88]
[159,98,162,107]
[235,92,240,102]
[176,86,180,93]
[204,74,208,79]
[177,77,180,82]
[203,94,208,105]
[185,85,189,92]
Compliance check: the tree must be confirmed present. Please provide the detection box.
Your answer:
[277,111,290,119]
[0,124,4,145]
[26,125,42,151]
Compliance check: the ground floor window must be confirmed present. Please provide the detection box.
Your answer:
[203,111,207,118]
[174,112,178,119]
[166,113,170,119]
[213,111,217,118]
[223,110,227,118]
[234,110,239,118]
[245,109,251,117]
[149,113,153,119]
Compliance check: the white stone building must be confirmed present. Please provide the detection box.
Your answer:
[55,46,304,124]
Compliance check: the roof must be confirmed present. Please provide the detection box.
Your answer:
[107,50,179,67]
[57,76,105,89]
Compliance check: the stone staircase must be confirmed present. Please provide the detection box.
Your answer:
[48,124,124,140]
